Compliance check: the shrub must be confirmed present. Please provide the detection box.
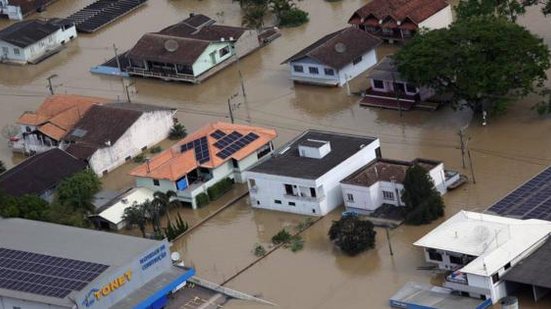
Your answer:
[195,192,210,208]
[169,123,187,140]
[149,146,162,154]
[164,213,189,241]
[329,216,376,256]
[289,236,304,252]
[253,243,267,257]
[206,178,234,201]
[272,229,292,245]
[133,154,146,163]
[279,8,308,27]
[295,217,315,232]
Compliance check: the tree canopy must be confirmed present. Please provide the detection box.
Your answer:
[457,0,551,21]
[0,192,48,220]
[238,0,308,28]
[328,216,376,256]
[402,165,445,225]
[55,170,101,212]
[394,16,550,114]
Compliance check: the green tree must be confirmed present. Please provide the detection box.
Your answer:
[0,161,6,174]
[402,165,445,225]
[122,202,148,237]
[457,0,551,21]
[143,199,164,239]
[394,17,550,115]
[242,4,267,28]
[169,123,187,140]
[328,216,376,256]
[0,191,49,220]
[55,170,101,212]
[152,190,178,226]
[45,202,90,227]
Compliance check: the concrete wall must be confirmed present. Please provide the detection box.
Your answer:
[289,57,340,84]
[428,162,447,195]
[89,110,174,176]
[419,5,453,30]
[192,42,234,76]
[136,177,177,194]
[246,139,380,216]
[234,29,260,58]
[337,49,378,86]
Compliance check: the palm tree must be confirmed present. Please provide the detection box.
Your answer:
[122,202,148,237]
[169,123,187,140]
[153,190,178,226]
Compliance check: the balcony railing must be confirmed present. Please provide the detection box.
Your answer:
[284,193,325,202]
[127,67,198,82]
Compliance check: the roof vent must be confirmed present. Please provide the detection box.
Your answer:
[164,39,179,52]
[298,139,331,159]
[335,42,346,54]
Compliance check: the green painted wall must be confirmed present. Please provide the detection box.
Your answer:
[192,42,234,76]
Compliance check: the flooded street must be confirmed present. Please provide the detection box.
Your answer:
[1,0,551,308]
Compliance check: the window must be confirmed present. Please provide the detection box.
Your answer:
[373,79,385,90]
[382,28,393,34]
[49,36,53,42]
[13,48,20,55]
[25,126,32,132]
[352,56,362,65]
[285,184,294,195]
[312,209,316,214]
[2,47,8,55]
[274,200,282,204]
[293,65,304,73]
[232,159,239,169]
[310,187,317,198]
[405,83,417,93]
[504,262,511,270]
[257,200,260,205]
[449,255,463,265]
[153,179,160,186]
[427,249,442,261]
[383,191,395,201]
[324,68,334,76]
[288,202,296,206]
[257,143,271,159]
[249,179,256,188]
[308,67,319,74]
[491,273,500,284]
[346,193,354,202]
[219,46,231,57]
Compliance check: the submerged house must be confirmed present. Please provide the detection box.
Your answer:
[340,158,448,214]
[245,130,381,216]
[0,0,56,20]
[130,122,277,208]
[0,148,87,201]
[126,14,261,83]
[11,94,107,154]
[360,57,435,110]
[64,103,176,176]
[0,18,77,64]
[348,0,452,43]
[282,27,382,87]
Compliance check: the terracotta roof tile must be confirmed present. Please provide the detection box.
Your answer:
[130,122,277,181]
[349,0,449,25]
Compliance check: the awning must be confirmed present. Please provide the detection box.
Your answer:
[113,266,196,309]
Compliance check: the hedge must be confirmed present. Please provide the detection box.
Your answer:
[195,193,210,208]
[207,178,234,201]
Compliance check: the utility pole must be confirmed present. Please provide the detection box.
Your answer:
[113,43,127,99]
[385,226,394,256]
[125,81,135,103]
[458,128,466,169]
[467,138,476,184]
[391,71,402,117]
[227,93,239,124]
[46,74,58,95]
[233,48,251,123]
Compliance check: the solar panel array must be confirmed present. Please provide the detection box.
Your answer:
[210,130,226,140]
[180,137,210,164]
[0,248,109,299]
[214,131,244,149]
[487,167,551,221]
[216,133,260,159]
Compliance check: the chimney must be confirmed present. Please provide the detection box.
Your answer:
[298,139,331,159]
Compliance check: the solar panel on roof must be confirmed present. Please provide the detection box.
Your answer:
[210,130,226,139]
[0,248,108,299]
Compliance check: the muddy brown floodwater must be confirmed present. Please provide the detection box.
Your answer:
[1,0,551,308]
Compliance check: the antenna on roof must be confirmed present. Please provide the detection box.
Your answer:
[164,39,179,52]
[335,42,346,53]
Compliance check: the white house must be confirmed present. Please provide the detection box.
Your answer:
[341,158,446,214]
[282,27,382,87]
[130,122,277,209]
[0,19,76,64]
[0,0,23,20]
[90,187,155,231]
[414,211,551,303]
[348,0,453,43]
[64,103,177,176]
[245,130,381,216]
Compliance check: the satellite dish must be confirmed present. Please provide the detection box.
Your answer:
[335,42,346,53]
[164,39,179,52]
[171,252,181,262]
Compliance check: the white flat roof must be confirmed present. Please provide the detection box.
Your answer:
[414,211,551,276]
[98,187,155,225]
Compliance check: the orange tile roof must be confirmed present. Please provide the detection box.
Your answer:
[17,94,109,140]
[130,122,277,181]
